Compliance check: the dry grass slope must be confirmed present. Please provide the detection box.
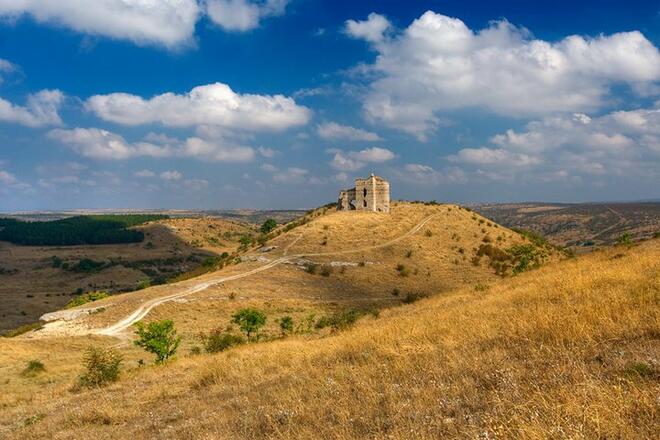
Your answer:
[1,237,658,439]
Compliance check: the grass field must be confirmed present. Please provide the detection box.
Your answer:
[0,203,656,439]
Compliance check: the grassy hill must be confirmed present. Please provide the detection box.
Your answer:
[1,203,656,438]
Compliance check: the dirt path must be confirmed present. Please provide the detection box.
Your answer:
[53,214,436,338]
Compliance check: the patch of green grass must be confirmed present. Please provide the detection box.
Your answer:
[66,291,109,309]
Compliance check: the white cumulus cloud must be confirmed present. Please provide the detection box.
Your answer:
[0,0,201,49]
[345,13,391,43]
[448,106,660,182]
[329,147,395,171]
[49,127,256,162]
[205,0,288,32]
[0,90,64,127]
[86,82,311,131]
[352,11,660,140]
[317,122,381,141]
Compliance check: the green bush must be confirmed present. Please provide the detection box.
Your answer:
[134,320,181,364]
[279,316,294,335]
[77,347,122,388]
[71,258,106,273]
[50,256,63,268]
[512,228,550,247]
[507,244,545,274]
[396,263,410,277]
[618,232,633,246]
[22,359,45,376]
[65,291,109,309]
[200,328,245,353]
[260,219,277,234]
[316,309,363,330]
[231,308,267,339]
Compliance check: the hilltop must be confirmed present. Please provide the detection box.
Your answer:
[0,203,656,438]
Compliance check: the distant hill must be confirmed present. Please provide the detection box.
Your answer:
[473,202,660,251]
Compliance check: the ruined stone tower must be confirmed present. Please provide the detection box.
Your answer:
[337,174,390,213]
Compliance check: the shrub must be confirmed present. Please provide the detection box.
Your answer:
[391,288,400,297]
[618,232,633,246]
[71,258,106,273]
[320,265,333,277]
[403,292,427,304]
[65,291,109,309]
[405,249,413,258]
[134,320,181,364]
[474,283,489,292]
[507,244,545,274]
[482,235,492,243]
[239,234,254,248]
[279,316,294,335]
[424,229,433,237]
[305,263,318,274]
[77,347,122,388]
[136,279,151,290]
[316,309,363,330]
[200,328,245,353]
[231,308,267,339]
[512,228,550,247]
[22,359,45,376]
[260,219,277,234]
[396,263,410,277]
[50,256,63,268]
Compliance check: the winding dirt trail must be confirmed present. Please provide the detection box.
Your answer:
[93,214,436,337]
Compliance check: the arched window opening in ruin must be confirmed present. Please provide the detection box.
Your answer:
[363,200,367,207]
[363,188,367,197]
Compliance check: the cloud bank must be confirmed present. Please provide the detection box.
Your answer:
[350,11,660,139]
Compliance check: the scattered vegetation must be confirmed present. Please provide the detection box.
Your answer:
[315,309,365,331]
[65,291,109,309]
[2,322,43,338]
[134,320,181,364]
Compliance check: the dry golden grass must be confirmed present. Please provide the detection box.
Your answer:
[0,235,657,438]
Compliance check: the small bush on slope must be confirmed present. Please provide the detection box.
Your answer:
[76,347,122,388]
[134,320,181,364]
[199,329,245,353]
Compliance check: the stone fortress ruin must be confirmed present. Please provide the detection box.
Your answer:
[337,174,390,213]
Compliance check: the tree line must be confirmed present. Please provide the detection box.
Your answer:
[0,214,167,246]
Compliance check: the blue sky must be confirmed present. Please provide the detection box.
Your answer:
[0,0,659,210]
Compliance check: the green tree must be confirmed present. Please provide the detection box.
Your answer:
[231,308,267,339]
[279,316,294,335]
[134,320,181,364]
[260,218,277,234]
